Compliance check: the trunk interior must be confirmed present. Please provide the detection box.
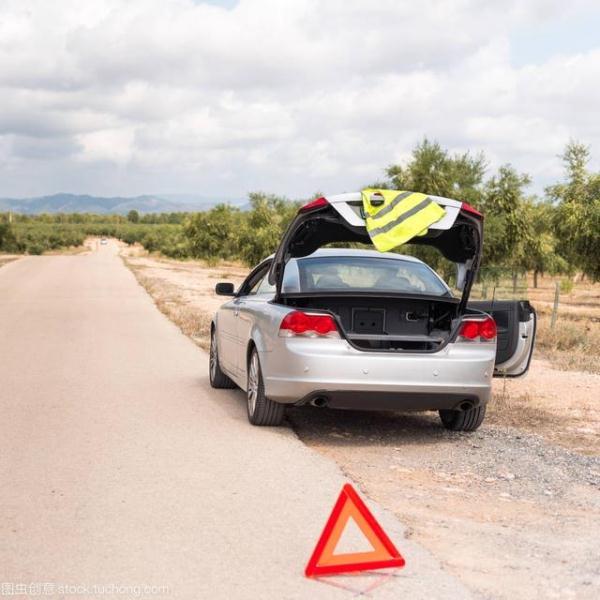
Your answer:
[284,295,459,351]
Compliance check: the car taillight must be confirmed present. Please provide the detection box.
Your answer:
[298,197,329,213]
[279,311,339,338]
[479,317,497,340]
[458,317,496,342]
[461,202,483,219]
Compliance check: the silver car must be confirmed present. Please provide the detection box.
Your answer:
[210,192,536,431]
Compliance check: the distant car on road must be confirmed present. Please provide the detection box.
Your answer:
[210,192,536,431]
[100,238,107,245]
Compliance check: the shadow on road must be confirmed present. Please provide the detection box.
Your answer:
[198,375,479,449]
[286,406,472,449]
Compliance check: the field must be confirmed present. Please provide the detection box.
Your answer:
[119,242,600,598]
[121,244,600,455]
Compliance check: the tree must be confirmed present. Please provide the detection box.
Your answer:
[0,222,16,250]
[184,204,242,261]
[479,164,533,278]
[237,193,299,265]
[127,209,140,223]
[385,138,486,205]
[520,200,566,287]
[584,173,600,280]
[546,141,600,281]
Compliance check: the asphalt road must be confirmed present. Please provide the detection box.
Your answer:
[0,242,472,599]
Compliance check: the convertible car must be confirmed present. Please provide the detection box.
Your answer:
[210,192,536,431]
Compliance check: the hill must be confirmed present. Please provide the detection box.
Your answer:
[0,193,243,214]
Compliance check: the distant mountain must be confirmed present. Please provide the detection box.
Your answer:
[0,193,246,215]
[156,193,243,206]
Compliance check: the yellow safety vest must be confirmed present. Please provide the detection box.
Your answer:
[361,189,446,252]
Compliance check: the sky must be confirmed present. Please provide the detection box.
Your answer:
[1,0,599,200]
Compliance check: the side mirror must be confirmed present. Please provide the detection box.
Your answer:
[215,282,235,296]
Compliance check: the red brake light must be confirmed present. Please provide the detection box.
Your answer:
[298,197,329,213]
[280,311,310,334]
[459,320,480,340]
[313,315,336,334]
[279,311,339,337]
[458,317,496,342]
[479,317,497,340]
[461,202,483,218]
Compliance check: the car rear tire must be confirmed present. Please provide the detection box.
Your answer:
[439,404,486,432]
[209,329,236,389]
[247,348,284,426]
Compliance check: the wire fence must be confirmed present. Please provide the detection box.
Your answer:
[470,268,529,301]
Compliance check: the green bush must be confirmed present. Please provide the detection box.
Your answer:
[27,242,45,255]
[560,278,574,294]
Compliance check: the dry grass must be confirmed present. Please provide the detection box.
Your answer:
[474,273,600,375]
[529,276,600,374]
[488,387,560,435]
[488,385,600,455]
[122,252,600,455]
[486,275,600,452]
[125,258,214,350]
[122,252,246,350]
[124,253,600,376]
[0,255,20,268]
[536,315,600,374]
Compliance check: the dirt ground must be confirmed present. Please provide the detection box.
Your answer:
[122,247,600,599]
[0,254,20,268]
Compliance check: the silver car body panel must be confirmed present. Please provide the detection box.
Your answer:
[213,249,496,410]
[259,335,494,406]
[212,192,534,411]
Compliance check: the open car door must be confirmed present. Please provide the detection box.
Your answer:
[467,300,536,377]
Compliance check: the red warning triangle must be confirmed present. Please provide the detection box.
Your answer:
[305,483,405,577]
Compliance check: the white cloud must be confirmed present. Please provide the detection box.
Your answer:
[0,0,599,198]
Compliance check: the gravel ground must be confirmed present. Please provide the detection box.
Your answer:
[289,408,600,599]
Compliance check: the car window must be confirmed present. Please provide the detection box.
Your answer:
[255,275,276,295]
[244,268,276,296]
[246,274,265,295]
[296,256,450,296]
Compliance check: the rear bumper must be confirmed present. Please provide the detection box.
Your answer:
[260,337,495,410]
[296,390,483,411]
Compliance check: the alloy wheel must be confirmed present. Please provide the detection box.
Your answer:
[209,335,217,381]
[247,352,259,416]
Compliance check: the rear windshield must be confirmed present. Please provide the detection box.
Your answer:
[295,256,450,296]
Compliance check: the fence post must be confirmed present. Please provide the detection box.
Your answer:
[550,281,559,329]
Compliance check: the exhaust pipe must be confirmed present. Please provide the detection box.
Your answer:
[311,396,329,408]
[458,400,475,411]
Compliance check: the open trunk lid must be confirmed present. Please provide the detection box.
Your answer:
[268,191,484,313]
[268,191,535,369]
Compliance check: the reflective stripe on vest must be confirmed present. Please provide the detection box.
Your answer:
[361,189,446,252]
